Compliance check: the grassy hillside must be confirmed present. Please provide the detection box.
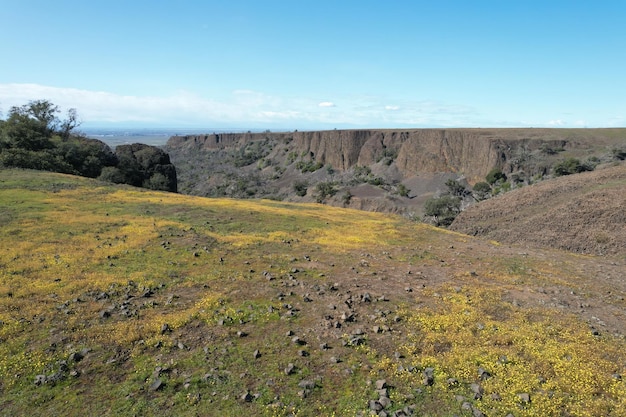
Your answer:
[451,163,626,256]
[1,169,625,416]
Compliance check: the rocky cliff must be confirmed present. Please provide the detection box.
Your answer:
[164,128,625,215]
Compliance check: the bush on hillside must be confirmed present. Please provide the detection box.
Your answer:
[486,167,507,185]
[0,100,177,192]
[553,158,593,176]
[472,181,492,201]
[423,195,461,227]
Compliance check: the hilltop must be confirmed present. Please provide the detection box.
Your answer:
[1,169,625,416]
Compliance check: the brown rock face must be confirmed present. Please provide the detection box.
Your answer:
[168,128,620,182]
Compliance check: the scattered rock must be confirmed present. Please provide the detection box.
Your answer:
[150,379,164,391]
[34,374,47,386]
[422,367,434,386]
[284,363,295,375]
[375,379,387,390]
[470,382,483,400]
[298,379,316,390]
[240,391,253,402]
[292,336,306,345]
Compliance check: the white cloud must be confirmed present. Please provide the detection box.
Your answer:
[547,119,565,126]
[0,83,476,128]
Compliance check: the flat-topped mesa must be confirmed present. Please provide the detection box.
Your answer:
[165,128,605,181]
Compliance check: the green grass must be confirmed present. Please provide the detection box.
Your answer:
[1,169,626,416]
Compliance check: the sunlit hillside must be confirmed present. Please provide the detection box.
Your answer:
[1,169,625,417]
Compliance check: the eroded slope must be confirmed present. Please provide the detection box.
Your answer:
[451,163,626,256]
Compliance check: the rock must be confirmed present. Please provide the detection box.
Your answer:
[329,356,341,363]
[34,374,47,386]
[236,331,247,338]
[478,366,491,380]
[297,349,309,357]
[422,367,434,386]
[253,350,261,359]
[369,400,383,412]
[150,379,164,391]
[240,391,253,402]
[284,363,295,375]
[99,310,111,319]
[298,379,316,390]
[69,351,84,363]
[378,396,392,408]
[292,336,306,345]
[470,382,483,399]
[375,379,387,390]
[472,408,486,417]
[160,323,171,334]
[518,392,531,404]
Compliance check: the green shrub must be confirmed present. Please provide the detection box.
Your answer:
[314,181,337,203]
[293,180,308,197]
[486,168,507,185]
[423,195,461,227]
[397,183,409,197]
[472,181,491,201]
[553,158,592,176]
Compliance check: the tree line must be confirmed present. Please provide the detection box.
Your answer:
[0,100,177,192]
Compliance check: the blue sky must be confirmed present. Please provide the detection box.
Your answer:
[0,1,625,130]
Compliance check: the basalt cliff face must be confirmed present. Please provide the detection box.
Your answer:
[164,128,625,216]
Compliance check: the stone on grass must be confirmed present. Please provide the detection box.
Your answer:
[150,379,164,391]
[470,382,483,399]
[284,363,295,375]
[375,379,387,390]
[240,391,253,402]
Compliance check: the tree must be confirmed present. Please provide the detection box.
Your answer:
[59,108,81,140]
[445,179,469,198]
[423,195,461,227]
[472,181,492,201]
[314,181,337,203]
[293,180,308,197]
[486,167,507,185]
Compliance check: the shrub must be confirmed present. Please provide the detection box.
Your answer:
[423,195,461,227]
[397,183,409,197]
[472,181,491,201]
[314,181,337,203]
[486,168,507,185]
[293,180,308,197]
[553,158,592,176]
[445,179,469,197]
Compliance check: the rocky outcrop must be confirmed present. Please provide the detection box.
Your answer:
[164,128,625,216]
[168,128,620,183]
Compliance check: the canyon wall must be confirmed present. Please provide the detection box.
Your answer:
[167,128,598,182]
